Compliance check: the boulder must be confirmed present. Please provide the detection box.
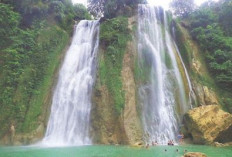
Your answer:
[213,142,232,147]
[132,142,143,147]
[184,152,207,157]
[184,105,232,144]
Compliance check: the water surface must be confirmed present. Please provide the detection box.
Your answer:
[0,145,231,157]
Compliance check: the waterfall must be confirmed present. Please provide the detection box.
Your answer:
[138,5,191,144]
[171,26,197,108]
[42,20,99,146]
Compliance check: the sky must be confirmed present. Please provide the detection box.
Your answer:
[72,0,217,9]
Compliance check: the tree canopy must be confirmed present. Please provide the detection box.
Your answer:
[189,0,232,89]
[88,0,146,18]
[170,0,195,17]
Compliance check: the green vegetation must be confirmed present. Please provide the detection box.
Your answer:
[188,0,232,112]
[99,17,130,113]
[0,1,90,137]
[173,0,232,112]
[170,0,195,18]
[88,0,146,18]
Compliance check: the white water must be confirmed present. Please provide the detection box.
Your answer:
[138,5,191,144]
[42,20,99,146]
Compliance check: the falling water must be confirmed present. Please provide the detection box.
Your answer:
[172,26,197,109]
[42,20,99,146]
[138,5,191,144]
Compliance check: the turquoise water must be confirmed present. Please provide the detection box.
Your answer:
[0,145,231,157]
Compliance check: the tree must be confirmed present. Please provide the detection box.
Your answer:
[88,0,105,18]
[73,4,91,20]
[219,0,232,35]
[0,3,20,49]
[170,0,195,18]
[88,0,146,18]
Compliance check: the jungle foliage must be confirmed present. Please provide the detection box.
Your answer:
[88,0,146,18]
[189,0,232,90]
[187,0,232,111]
[0,0,90,137]
[170,0,195,18]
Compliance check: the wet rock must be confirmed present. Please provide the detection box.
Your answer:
[184,152,207,157]
[192,81,206,106]
[213,142,232,147]
[184,105,232,144]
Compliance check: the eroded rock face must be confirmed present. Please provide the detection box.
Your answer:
[91,85,127,144]
[121,16,143,145]
[91,16,143,145]
[202,86,218,105]
[184,152,207,157]
[192,81,219,106]
[184,105,232,144]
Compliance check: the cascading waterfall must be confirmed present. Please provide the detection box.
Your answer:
[171,26,197,108]
[42,20,99,146]
[138,5,191,144]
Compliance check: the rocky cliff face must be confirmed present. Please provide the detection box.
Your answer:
[175,22,220,108]
[122,17,143,145]
[91,82,127,144]
[91,15,228,145]
[174,22,232,145]
[91,16,143,145]
[183,105,232,144]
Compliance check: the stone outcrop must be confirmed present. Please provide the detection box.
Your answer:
[184,105,232,144]
[184,152,207,157]
[203,86,218,105]
[192,81,219,106]
[213,142,232,147]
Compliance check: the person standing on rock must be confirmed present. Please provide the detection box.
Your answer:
[10,123,15,144]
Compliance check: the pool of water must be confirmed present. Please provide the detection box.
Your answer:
[0,145,231,157]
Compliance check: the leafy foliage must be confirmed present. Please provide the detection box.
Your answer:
[0,4,20,49]
[170,0,195,18]
[99,17,130,113]
[88,0,146,18]
[189,1,232,89]
[218,0,232,36]
[188,0,232,112]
